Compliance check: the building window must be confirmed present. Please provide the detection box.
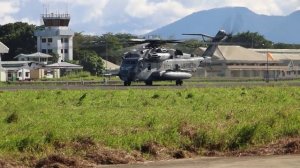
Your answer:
[42,49,47,53]
[61,49,64,54]
[64,49,68,54]
[61,38,63,43]
[18,72,22,77]
[25,72,29,77]
[42,38,46,43]
[64,38,69,43]
[48,49,53,54]
[48,38,53,43]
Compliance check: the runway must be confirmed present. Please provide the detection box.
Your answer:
[1,80,300,91]
[103,155,300,168]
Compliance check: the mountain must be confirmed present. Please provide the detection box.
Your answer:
[148,7,300,44]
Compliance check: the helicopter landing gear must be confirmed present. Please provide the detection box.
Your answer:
[176,80,183,86]
[145,81,153,86]
[124,81,131,86]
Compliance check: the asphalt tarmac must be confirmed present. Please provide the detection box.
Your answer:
[1,80,300,91]
[104,155,300,168]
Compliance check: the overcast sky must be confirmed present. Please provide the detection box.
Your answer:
[0,0,299,35]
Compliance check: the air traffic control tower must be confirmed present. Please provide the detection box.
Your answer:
[34,13,74,62]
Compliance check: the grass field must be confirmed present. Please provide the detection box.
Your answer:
[0,86,299,166]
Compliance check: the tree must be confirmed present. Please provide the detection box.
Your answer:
[273,43,300,49]
[73,32,137,64]
[0,22,36,60]
[50,52,60,63]
[228,31,273,48]
[79,50,104,75]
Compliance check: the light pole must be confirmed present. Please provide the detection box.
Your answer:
[262,43,269,83]
[105,40,108,73]
[266,51,269,83]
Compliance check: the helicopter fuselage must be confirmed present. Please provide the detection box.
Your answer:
[119,49,210,86]
[118,30,229,86]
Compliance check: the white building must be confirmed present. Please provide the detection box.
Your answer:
[0,42,9,81]
[194,46,300,79]
[0,42,9,62]
[14,52,52,65]
[34,13,74,63]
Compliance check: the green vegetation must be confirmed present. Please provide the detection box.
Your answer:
[77,50,104,75]
[39,71,103,81]
[227,31,273,48]
[0,22,37,61]
[73,32,137,64]
[0,87,299,162]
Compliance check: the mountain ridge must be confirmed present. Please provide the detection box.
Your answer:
[148,7,300,43]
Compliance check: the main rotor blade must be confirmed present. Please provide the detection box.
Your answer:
[129,39,147,42]
[182,33,213,39]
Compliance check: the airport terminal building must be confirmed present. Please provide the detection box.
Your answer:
[195,46,300,80]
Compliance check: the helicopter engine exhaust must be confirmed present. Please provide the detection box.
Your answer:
[161,71,192,80]
[203,56,212,63]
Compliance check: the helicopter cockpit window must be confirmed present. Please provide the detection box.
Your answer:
[123,60,138,65]
[156,48,162,53]
[175,49,183,56]
[156,48,167,53]
[125,53,140,58]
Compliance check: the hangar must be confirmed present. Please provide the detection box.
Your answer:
[195,46,300,80]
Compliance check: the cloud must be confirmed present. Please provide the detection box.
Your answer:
[20,18,40,26]
[1,0,300,35]
[0,0,21,24]
[220,0,282,15]
[166,0,282,15]
[125,0,195,20]
[277,0,300,15]
[0,1,20,15]
[40,0,109,22]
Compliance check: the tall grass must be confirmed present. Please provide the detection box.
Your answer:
[0,87,299,157]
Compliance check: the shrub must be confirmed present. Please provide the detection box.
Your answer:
[17,137,35,152]
[77,93,87,106]
[193,131,209,149]
[229,125,257,150]
[44,132,55,144]
[186,93,194,99]
[151,94,160,99]
[5,112,18,124]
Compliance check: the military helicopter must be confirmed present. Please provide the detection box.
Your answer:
[118,30,230,86]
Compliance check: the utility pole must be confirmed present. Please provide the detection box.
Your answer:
[266,51,269,83]
[262,43,269,83]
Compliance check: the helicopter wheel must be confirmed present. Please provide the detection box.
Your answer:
[145,81,153,86]
[176,80,183,86]
[124,81,131,86]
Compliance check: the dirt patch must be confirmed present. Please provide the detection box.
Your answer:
[86,148,139,165]
[0,159,11,168]
[4,137,300,167]
[139,141,178,160]
[72,136,96,150]
[53,141,67,150]
[229,137,300,157]
[171,150,194,159]
[178,122,198,139]
[284,140,300,154]
[141,141,161,156]
[35,155,79,168]
[0,158,20,168]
